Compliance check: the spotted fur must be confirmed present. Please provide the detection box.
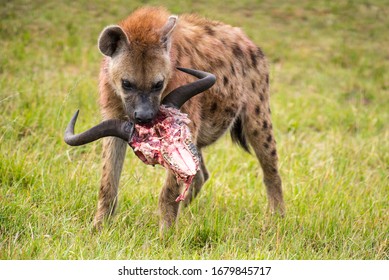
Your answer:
[94,7,285,232]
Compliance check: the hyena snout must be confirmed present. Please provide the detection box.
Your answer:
[134,108,155,124]
[133,99,159,124]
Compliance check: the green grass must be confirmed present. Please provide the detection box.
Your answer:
[0,0,388,259]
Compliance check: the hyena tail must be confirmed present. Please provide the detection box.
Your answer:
[230,115,251,153]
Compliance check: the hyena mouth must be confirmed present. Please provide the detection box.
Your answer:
[64,67,216,201]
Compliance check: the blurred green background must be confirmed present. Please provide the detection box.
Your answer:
[0,0,388,259]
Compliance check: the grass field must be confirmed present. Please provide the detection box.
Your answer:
[0,0,388,259]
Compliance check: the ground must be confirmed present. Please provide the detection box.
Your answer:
[0,0,388,259]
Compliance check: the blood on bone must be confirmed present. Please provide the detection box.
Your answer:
[129,105,200,202]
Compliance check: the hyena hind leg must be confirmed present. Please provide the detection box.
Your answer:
[93,137,127,229]
[242,105,285,216]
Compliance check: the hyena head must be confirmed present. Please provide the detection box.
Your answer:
[98,13,177,123]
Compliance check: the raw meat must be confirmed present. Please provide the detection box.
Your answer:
[129,105,200,202]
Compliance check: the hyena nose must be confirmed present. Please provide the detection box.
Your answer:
[134,110,154,124]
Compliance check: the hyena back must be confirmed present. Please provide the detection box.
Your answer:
[95,7,284,231]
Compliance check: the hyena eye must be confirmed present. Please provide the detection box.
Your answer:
[152,80,164,92]
[121,79,135,91]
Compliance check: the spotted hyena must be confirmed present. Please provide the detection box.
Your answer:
[95,6,284,231]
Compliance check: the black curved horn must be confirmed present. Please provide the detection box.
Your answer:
[162,67,216,108]
[64,110,134,146]
[64,68,216,147]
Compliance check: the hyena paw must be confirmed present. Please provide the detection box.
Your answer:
[268,199,285,217]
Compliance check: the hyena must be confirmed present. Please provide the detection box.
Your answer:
[95,6,284,231]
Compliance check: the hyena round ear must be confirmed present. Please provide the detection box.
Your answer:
[160,15,177,50]
[98,25,130,57]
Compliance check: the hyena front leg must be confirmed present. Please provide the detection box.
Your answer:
[243,99,285,215]
[159,149,209,232]
[159,171,181,233]
[93,137,127,229]
[183,150,209,207]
